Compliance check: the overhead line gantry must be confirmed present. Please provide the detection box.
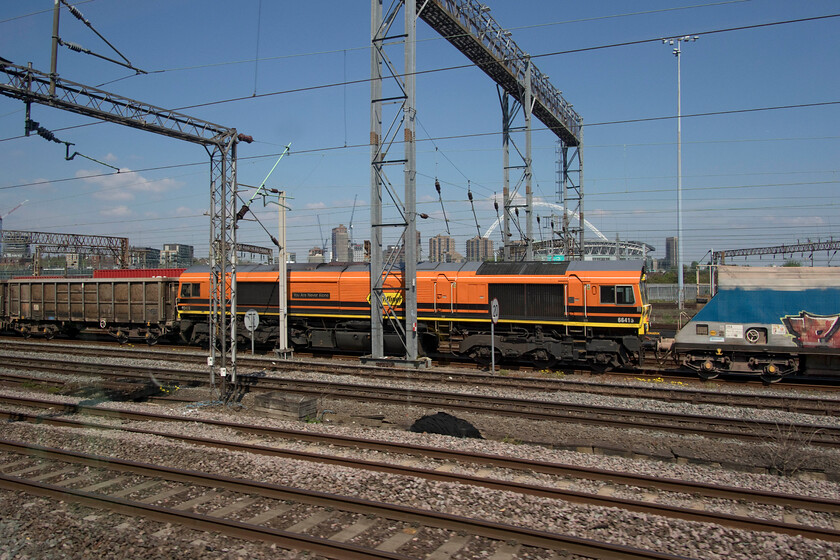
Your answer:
[416,0,584,262]
[369,0,583,365]
[1,40,249,394]
[713,240,840,265]
[0,230,128,274]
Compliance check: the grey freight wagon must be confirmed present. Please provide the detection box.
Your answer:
[0,276,180,344]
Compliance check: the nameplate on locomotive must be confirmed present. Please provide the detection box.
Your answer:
[292,292,331,299]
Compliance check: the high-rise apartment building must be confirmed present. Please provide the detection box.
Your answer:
[665,236,678,269]
[429,234,457,262]
[130,246,161,268]
[466,236,493,262]
[331,224,349,262]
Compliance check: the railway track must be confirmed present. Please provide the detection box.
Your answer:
[3,353,840,447]
[0,438,690,560]
[4,339,840,417]
[2,394,839,543]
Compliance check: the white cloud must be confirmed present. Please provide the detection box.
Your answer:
[99,205,132,218]
[75,168,183,201]
[304,201,326,209]
[777,216,825,227]
[174,206,199,217]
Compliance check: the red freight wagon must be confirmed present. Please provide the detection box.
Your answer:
[94,268,186,279]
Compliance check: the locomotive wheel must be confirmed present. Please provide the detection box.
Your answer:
[470,346,501,367]
[532,357,557,371]
[589,353,615,374]
[589,362,612,374]
[526,350,556,370]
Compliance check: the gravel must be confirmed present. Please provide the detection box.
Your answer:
[1,345,840,559]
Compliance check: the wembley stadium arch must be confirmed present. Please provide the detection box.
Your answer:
[482,202,655,260]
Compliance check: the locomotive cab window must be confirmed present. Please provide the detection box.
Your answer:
[600,285,635,305]
[180,283,200,298]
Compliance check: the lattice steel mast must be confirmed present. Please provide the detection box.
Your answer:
[369,0,420,365]
[368,0,584,362]
[0,55,249,390]
[415,0,583,261]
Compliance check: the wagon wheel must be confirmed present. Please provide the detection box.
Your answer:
[21,329,31,340]
[44,329,55,340]
[697,368,720,381]
[116,332,129,345]
[760,364,783,384]
[145,333,159,346]
[694,358,720,381]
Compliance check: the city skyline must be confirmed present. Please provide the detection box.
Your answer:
[1,2,838,268]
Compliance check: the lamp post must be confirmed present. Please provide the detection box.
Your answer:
[663,35,697,310]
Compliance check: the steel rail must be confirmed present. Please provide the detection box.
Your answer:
[3,355,840,445]
[0,439,686,560]
[4,406,839,541]
[5,340,839,415]
[1,394,837,514]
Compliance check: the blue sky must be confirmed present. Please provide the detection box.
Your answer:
[1,0,838,266]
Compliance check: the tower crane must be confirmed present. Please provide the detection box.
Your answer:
[1,200,27,220]
[348,194,358,244]
[0,200,27,257]
[316,215,329,262]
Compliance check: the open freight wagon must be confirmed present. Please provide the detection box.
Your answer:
[0,276,180,344]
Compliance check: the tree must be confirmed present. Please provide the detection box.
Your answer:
[782,260,802,267]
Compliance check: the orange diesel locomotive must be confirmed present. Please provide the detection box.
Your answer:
[176,260,651,370]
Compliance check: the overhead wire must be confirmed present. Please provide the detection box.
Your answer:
[3,8,838,255]
[11,0,744,75]
[41,13,831,114]
[2,100,838,191]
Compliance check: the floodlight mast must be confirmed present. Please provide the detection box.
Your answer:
[662,35,698,310]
